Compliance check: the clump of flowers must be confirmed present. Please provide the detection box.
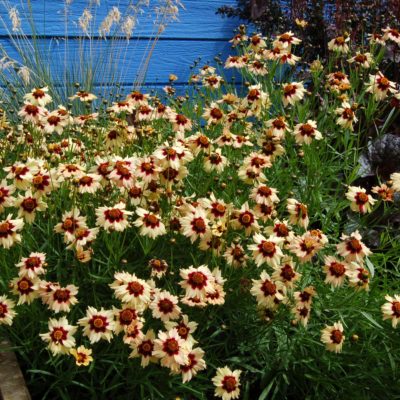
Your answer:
[0,22,399,399]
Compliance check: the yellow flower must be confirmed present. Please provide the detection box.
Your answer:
[70,346,93,366]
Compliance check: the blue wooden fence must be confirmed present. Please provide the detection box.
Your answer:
[0,0,241,94]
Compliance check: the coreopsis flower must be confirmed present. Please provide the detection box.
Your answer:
[390,172,400,192]
[10,275,39,304]
[247,59,268,75]
[134,208,166,239]
[153,141,192,169]
[165,314,198,343]
[265,116,290,139]
[335,102,358,131]
[250,183,280,206]
[346,186,376,214]
[238,165,267,186]
[259,136,285,161]
[336,230,372,263]
[137,157,161,182]
[212,366,242,400]
[126,90,149,105]
[286,198,309,229]
[282,81,306,107]
[199,193,230,221]
[107,100,135,114]
[274,31,301,50]
[16,252,46,278]
[180,207,210,243]
[200,65,216,75]
[123,319,144,345]
[109,272,151,308]
[67,226,99,251]
[54,209,87,243]
[78,306,115,343]
[203,103,225,125]
[57,163,85,181]
[272,256,301,288]
[0,295,16,325]
[69,91,97,102]
[230,202,260,236]
[76,248,93,263]
[249,33,266,50]
[181,295,207,308]
[243,84,271,113]
[0,180,15,212]
[160,164,189,188]
[70,345,93,367]
[46,284,79,313]
[113,305,141,335]
[204,149,229,173]
[368,32,386,45]
[229,33,248,46]
[0,215,24,249]
[5,161,39,190]
[180,347,207,383]
[170,112,192,133]
[294,286,316,307]
[18,103,45,123]
[326,71,350,92]
[24,87,52,106]
[126,182,146,206]
[179,265,215,301]
[15,190,47,223]
[323,256,348,287]
[40,317,77,355]
[278,51,301,66]
[293,120,322,145]
[206,279,226,305]
[202,74,224,89]
[187,132,211,156]
[381,294,400,328]
[109,158,135,187]
[150,290,181,322]
[41,111,69,135]
[264,219,294,244]
[76,174,102,194]
[224,242,248,268]
[136,104,154,121]
[154,328,192,373]
[248,234,284,268]
[346,262,370,291]
[232,133,253,149]
[251,271,285,308]
[292,304,311,327]
[320,321,345,353]
[95,202,133,232]
[288,233,322,262]
[31,169,58,195]
[129,329,158,367]
[328,36,350,53]
[382,27,400,44]
[371,184,394,202]
[366,72,396,101]
[347,52,373,68]
[148,258,168,278]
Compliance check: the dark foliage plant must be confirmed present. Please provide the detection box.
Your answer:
[217,0,400,61]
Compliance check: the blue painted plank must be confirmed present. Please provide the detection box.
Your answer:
[0,37,233,85]
[0,0,239,39]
